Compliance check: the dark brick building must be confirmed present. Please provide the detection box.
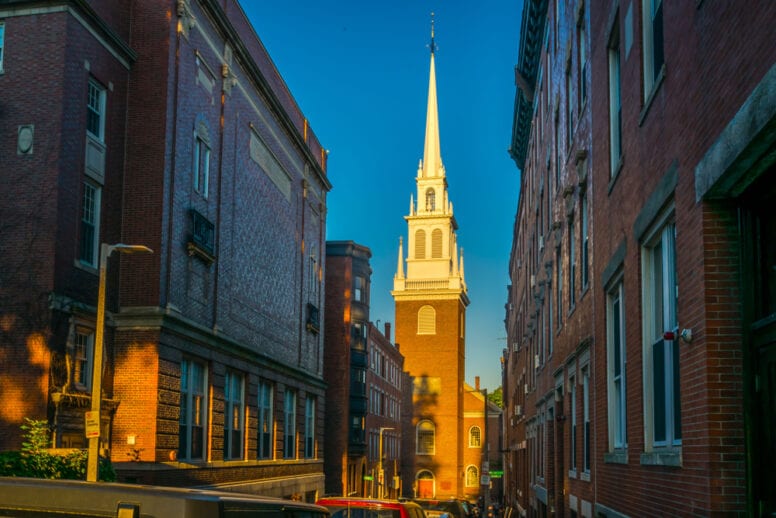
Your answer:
[0,0,330,497]
[505,0,775,516]
[323,241,406,498]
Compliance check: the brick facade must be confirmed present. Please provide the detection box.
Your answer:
[0,0,329,498]
[505,0,776,516]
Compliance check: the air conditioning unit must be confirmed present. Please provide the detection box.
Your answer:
[530,275,536,288]
[524,384,529,394]
[513,342,519,352]
[538,236,544,250]
[534,354,540,369]
[517,405,523,416]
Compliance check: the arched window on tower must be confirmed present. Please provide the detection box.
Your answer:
[415,229,426,259]
[465,465,479,487]
[425,188,436,212]
[431,229,443,258]
[417,305,436,335]
[469,426,482,447]
[416,420,435,455]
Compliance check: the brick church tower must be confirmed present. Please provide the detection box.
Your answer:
[393,18,469,499]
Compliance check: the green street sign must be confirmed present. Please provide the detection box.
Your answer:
[489,470,503,478]
[363,475,374,481]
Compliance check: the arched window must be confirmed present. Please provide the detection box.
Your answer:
[425,188,436,211]
[431,229,443,258]
[465,465,479,487]
[416,420,435,455]
[415,229,426,259]
[469,426,482,447]
[417,305,436,335]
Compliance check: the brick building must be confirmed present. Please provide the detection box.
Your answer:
[0,0,330,497]
[392,22,471,500]
[504,0,775,516]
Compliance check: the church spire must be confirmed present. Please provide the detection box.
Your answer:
[421,13,444,179]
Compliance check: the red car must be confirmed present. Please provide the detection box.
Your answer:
[317,497,426,518]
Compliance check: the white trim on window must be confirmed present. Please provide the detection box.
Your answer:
[607,279,627,451]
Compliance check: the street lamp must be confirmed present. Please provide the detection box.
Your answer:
[87,243,153,482]
[378,426,394,498]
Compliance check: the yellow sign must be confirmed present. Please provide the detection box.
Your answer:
[85,411,100,438]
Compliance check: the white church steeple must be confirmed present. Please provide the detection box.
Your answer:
[393,15,467,301]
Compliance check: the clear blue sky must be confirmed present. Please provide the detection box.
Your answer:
[244,1,522,391]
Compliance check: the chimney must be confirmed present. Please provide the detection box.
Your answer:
[475,376,480,391]
[384,322,391,342]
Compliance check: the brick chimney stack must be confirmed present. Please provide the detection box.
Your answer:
[385,322,391,342]
[475,376,480,391]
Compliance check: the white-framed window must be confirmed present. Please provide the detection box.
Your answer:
[608,25,622,174]
[179,358,208,461]
[469,426,481,448]
[642,0,664,99]
[223,371,244,460]
[193,123,210,198]
[607,279,627,450]
[582,365,591,473]
[465,465,479,487]
[283,389,297,459]
[79,181,101,268]
[354,275,366,303]
[569,373,577,473]
[0,22,5,72]
[566,65,573,146]
[416,420,435,455]
[642,214,681,448]
[577,13,587,110]
[417,305,436,335]
[257,380,273,459]
[304,396,315,458]
[556,246,563,327]
[73,329,94,389]
[86,80,106,142]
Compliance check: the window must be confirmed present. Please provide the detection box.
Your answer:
[608,25,622,174]
[86,80,106,141]
[79,182,100,267]
[581,191,589,289]
[578,14,587,110]
[554,115,560,187]
[569,374,577,473]
[179,359,207,461]
[607,280,627,449]
[469,426,481,448]
[556,246,563,327]
[417,305,436,335]
[73,329,94,389]
[425,188,436,212]
[465,465,479,487]
[415,229,426,259]
[583,366,591,473]
[642,0,664,98]
[305,396,316,458]
[431,229,443,258]
[193,124,210,197]
[416,420,435,455]
[0,22,5,72]
[566,66,573,146]
[258,381,274,459]
[354,276,366,303]
[569,216,576,307]
[643,217,681,448]
[283,389,297,459]
[223,372,244,460]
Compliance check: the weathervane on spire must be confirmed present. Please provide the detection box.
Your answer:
[429,12,436,54]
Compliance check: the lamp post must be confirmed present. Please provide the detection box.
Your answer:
[378,426,394,498]
[87,243,153,482]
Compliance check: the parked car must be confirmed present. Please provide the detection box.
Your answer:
[0,476,330,518]
[412,498,468,518]
[317,497,426,518]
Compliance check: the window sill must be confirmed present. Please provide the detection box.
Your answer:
[640,448,681,467]
[604,450,628,464]
[580,471,590,482]
[568,469,577,479]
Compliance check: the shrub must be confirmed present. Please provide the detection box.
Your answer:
[0,418,115,481]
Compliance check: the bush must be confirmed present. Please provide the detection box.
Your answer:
[0,418,115,481]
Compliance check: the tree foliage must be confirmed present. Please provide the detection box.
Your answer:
[487,386,503,408]
[0,418,115,481]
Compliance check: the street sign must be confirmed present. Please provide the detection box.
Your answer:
[84,411,100,438]
[363,475,374,481]
[489,470,503,478]
[480,475,490,485]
